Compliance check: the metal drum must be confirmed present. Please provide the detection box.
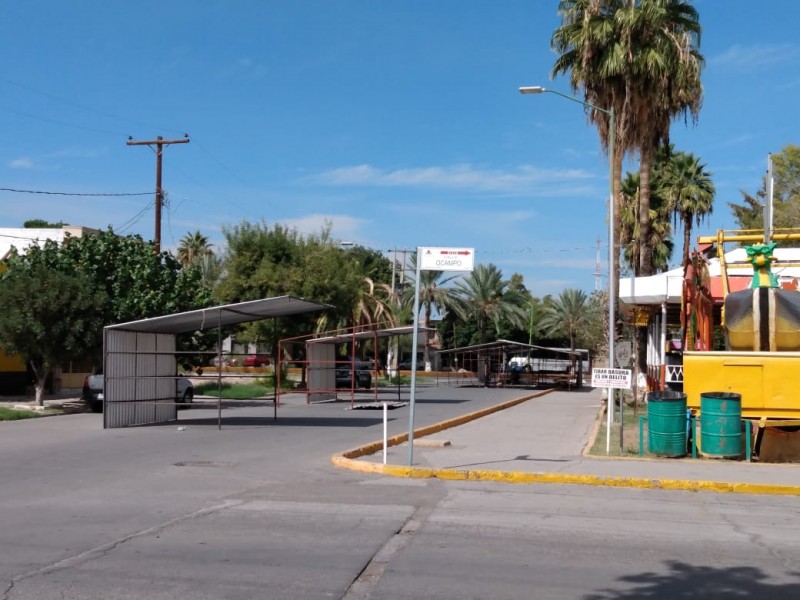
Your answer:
[647,390,688,457]
[700,392,742,459]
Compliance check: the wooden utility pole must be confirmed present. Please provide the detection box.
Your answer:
[126,135,190,252]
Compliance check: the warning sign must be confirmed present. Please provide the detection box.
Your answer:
[591,368,632,389]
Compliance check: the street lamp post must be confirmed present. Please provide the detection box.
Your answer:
[519,85,617,453]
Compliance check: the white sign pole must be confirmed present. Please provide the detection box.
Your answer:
[407,252,423,467]
[407,247,475,467]
[383,401,388,465]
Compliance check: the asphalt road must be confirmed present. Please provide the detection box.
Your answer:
[1,385,798,599]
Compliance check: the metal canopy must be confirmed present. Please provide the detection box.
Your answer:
[106,296,331,334]
[307,325,435,345]
[437,339,582,357]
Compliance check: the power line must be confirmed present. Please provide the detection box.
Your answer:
[0,77,187,137]
[0,187,151,197]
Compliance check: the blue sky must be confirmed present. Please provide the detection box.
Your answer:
[1,1,798,297]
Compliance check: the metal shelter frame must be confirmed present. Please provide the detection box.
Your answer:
[436,339,590,389]
[277,323,436,408]
[102,296,330,429]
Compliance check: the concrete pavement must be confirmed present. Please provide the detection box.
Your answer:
[333,386,800,496]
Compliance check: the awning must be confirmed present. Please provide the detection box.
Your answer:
[106,296,331,334]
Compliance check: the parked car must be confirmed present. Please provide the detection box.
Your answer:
[242,354,271,367]
[397,360,425,371]
[82,372,194,413]
[335,359,372,389]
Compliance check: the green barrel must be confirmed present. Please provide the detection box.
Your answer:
[647,390,687,457]
[700,392,742,458]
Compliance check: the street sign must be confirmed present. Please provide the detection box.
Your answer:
[591,368,632,389]
[419,247,475,272]
[615,341,632,366]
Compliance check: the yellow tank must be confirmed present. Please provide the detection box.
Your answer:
[683,351,800,419]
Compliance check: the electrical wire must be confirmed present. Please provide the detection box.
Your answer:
[0,187,151,197]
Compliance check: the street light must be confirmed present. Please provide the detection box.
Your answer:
[520,85,617,452]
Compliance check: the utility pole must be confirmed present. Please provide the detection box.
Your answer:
[127,134,190,252]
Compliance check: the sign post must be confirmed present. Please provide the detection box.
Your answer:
[408,247,474,466]
[592,368,632,454]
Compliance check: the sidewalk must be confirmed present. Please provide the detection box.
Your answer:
[335,387,800,496]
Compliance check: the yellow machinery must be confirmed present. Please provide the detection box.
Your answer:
[681,230,800,459]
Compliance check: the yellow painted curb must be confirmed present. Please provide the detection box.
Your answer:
[331,390,800,497]
[331,454,800,496]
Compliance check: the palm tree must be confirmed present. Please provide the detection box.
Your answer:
[451,264,527,345]
[620,170,674,275]
[551,0,704,279]
[177,230,213,268]
[402,261,461,366]
[551,0,626,294]
[661,151,715,269]
[618,0,704,277]
[538,289,591,350]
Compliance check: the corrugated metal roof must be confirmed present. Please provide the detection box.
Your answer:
[106,296,331,334]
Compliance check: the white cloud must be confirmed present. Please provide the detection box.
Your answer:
[711,43,800,69]
[9,157,35,169]
[309,163,594,195]
[278,213,368,241]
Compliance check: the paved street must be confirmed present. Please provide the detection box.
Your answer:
[1,385,798,599]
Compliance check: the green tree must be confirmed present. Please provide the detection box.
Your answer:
[176,230,213,268]
[575,290,608,357]
[0,266,106,405]
[661,150,715,268]
[551,0,704,279]
[216,220,395,353]
[23,219,69,228]
[402,256,461,365]
[729,145,800,239]
[3,229,211,368]
[620,0,703,277]
[538,289,591,350]
[451,263,527,345]
[619,168,674,275]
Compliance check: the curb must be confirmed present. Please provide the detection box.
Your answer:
[331,391,800,497]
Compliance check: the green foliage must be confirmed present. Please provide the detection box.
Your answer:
[215,220,395,350]
[23,219,69,228]
[0,407,43,420]
[0,264,106,396]
[1,229,212,367]
[450,263,527,345]
[729,145,800,244]
[538,289,592,350]
[575,291,608,357]
[552,0,704,277]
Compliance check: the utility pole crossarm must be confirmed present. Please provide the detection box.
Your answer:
[126,137,191,146]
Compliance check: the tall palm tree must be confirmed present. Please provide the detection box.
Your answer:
[551,0,704,279]
[402,263,461,366]
[620,170,674,275]
[661,151,715,269]
[551,0,626,295]
[619,0,704,277]
[177,230,213,268]
[538,289,591,350]
[451,263,527,345]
